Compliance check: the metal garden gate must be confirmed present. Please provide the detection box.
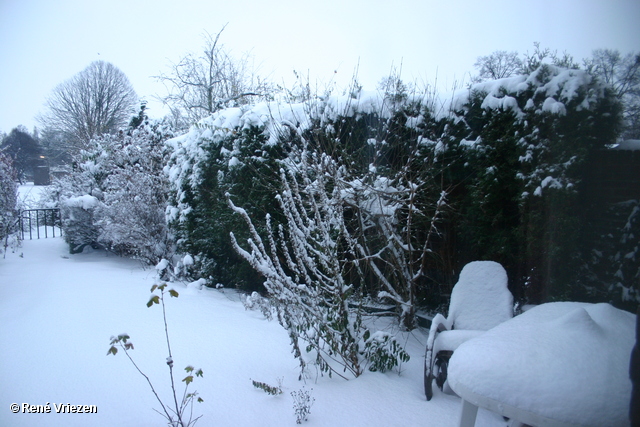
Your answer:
[20,208,62,240]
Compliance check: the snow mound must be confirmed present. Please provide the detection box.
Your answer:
[448,302,635,426]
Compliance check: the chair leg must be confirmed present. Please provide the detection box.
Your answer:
[458,399,478,427]
[434,351,453,391]
[424,362,434,401]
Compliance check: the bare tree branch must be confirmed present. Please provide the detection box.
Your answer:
[154,25,272,127]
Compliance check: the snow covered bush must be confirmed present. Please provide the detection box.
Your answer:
[51,112,175,262]
[166,63,622,317]
[61,194,100,253]
[362,330,410,373]
[242,291,273,320]
[251,378,282,395]
[343,169,448,330]
[0,151,19,254]
[291,387,314,424]
[228,132,426,378]
[165,87,450,327]
[93,121,174,264]
[227,149,366,379]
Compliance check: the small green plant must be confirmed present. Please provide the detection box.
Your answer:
[108,283,203,427]
[251,378,283,395]
[362,330,410,373]
[291,387,314,424]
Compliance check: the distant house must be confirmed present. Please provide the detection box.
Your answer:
[33,155,50,185]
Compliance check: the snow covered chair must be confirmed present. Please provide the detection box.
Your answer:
[424,261,513,401]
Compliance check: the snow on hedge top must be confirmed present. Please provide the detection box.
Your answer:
[448,302,635,426]
[62,194,99,210]
[164,92,401,223]
[448,260,513,331]
[165,65,602,223]
[439,65,600,119]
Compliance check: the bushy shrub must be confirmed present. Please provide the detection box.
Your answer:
[362,330,410,373]
[50,116,175,263]
[0,152,19,253]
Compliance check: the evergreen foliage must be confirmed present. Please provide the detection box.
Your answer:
[166,123,287,289]
[430,65,620,303]
[166,63,622,322]
[0,127,42,183]
[585,200,640,310]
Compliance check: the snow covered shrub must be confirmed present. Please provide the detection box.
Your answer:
[304,105,450,329]
[61,194,101,253]
[428,64,620,303]
[0,151,19,254]
[93,121,174,264]
[53,114,175,262]
[242,291,273,320]
[166,86,449,327]
[228,150,366,379]
[229,135,420,377]
[342,167,448,330]
[251,378,283,395]
[167,64,620,314]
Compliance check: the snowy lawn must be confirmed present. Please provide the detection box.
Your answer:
[0,236,507,426]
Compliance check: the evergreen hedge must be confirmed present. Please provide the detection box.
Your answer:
[166,65,626,312]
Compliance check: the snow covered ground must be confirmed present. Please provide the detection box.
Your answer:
[0,235,508,426]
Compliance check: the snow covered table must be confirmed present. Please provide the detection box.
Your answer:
[447,302,636,427]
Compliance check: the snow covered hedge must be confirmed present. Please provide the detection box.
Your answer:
[166,64,624,315]
[165,113,288,290]
[165,88,451,327]
[428,64,620,303]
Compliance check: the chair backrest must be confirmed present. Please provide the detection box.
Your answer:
[448,261,513,331]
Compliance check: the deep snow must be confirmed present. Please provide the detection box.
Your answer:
[449,302,635,426]
[0,235,507,426]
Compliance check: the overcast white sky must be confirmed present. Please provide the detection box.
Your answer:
[1,0,639,134]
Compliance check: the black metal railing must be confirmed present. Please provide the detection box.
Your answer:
[20,209,62,240]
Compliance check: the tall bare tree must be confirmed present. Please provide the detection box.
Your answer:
[39,61,138,152]
[584,49,640,138]
[473,51,522,81]
[155,26,271,127]
[474,44,579,83]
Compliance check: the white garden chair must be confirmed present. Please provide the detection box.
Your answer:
[424,261,514,400]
